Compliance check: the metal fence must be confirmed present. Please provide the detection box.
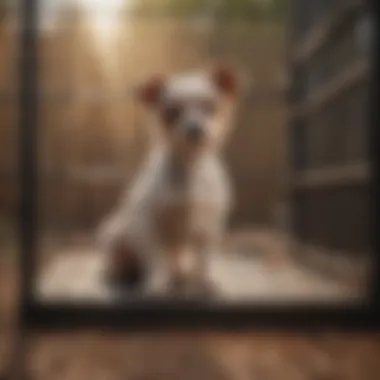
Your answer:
[289,0,373,256]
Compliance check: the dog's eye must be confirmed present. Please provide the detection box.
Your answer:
[162,104,182,125]
[200,99,216,115]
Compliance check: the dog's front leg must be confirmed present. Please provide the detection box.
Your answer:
[165,244,189,294]
[191,235,217,296]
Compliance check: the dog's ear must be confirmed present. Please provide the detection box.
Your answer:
[136,75,166,106]
[211,65,238,97]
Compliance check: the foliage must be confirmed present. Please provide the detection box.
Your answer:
[214,0,289,19]
[0,0,7,17]
[133,0,290,20]
[0,0,16,19]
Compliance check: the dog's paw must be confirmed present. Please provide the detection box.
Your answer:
[104,242,147,293]
[167,275,189,294]
[192,278,218,298]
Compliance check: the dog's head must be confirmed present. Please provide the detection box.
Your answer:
[136,66,239,158]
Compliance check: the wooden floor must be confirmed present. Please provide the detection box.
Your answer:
[0,236,378,380]
[15,332,380,380]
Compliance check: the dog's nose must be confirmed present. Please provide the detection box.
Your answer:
[185,122,204,141]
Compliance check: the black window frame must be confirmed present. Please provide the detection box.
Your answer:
[17,0,380,332]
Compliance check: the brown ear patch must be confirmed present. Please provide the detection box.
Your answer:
[212,66,238,96]
[137,75,166,106]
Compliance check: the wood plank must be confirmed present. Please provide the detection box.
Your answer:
[294,162,370,189]
[21,331,380,380]
[291,241,370,290]
[292,0,366,64]
[292,60,370,118]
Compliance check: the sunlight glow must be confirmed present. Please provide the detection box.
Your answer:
[75,0,135,79]
[77,0,126,43]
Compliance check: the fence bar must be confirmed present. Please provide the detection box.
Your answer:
[19,0,39,309]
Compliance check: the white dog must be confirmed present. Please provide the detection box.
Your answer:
[97,66,239,295]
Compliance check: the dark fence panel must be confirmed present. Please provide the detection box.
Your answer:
[289,0,373,257]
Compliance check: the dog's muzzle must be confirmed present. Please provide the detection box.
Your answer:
[185,122,205,143]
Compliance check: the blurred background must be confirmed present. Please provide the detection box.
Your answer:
[0,0,375,302]
[0,0,288,239]
[0,0,379,379]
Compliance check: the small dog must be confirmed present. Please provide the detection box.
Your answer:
[97,65,239,295]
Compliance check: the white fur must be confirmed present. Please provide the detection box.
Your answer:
[97,71,236,293]
[163,72,217,101]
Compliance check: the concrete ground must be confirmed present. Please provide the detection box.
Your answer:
[36,230,365,304]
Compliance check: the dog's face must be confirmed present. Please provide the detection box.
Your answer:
[137,67,238,157]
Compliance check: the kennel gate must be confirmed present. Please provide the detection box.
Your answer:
[288,0,374,266]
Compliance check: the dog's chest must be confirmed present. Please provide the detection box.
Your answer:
[152,157,230,243]
[161,156,228,207]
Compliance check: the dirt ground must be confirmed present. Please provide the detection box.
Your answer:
[1,234,379,380]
